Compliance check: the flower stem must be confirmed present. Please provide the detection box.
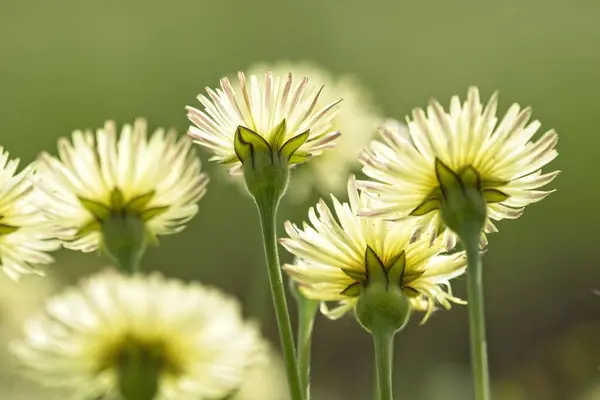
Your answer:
[255,197,304,400]
[464,238,491,400]
[296,294,318,398]
[372,328,394,400]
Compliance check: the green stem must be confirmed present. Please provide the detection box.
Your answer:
[464,238,491,400]
[296,295,318,398]
[255,197,304,400]
[372,329,394,400]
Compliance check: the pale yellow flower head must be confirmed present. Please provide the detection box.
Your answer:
[35,119,209,252]
[12,270,263,400]
[0,147,60,280]
[358,87,559,248]
[240,61,383,201]
[186,70,342,175]
[280,176,467,322]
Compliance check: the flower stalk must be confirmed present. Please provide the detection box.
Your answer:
[291,280,319,398]
[235,123,308,400]
[101,213,147,274]
[435,159,491,400]
[356,247,411,400]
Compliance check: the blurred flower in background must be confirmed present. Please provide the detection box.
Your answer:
[11,270,263,400]
[281,176,467,321]
[187,70,341,176]
[0,274,64,400]
[0,274,57,340]
[0,147,60,280]
[233,345,290,400]
[35,119,209,253]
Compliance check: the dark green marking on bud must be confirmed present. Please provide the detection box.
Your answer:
[279,129,310,162]
[435,159,487,241]
[234,126,272,170]
[354,247,411,335]
[364,246,388,287]
[340,281,363,296]
[341,268,366,282]
[408,158,513,245]
[233,119,311,203]
[386,251,406,287]
[410,188,441,216]
[409,159,510,222]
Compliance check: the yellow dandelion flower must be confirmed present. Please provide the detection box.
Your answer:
[358,87,559,248]
[280,176,466,322]
[186,70,342,176]
[0,147,60,280]
[237,61,383,201]
[12,270,262,400]
[35,119,209,253]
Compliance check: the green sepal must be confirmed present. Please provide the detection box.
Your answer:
[74,219,101,238]
[481,178,509,189]
[140,206,169,222]
[110,188,125,210]
[482,188,510,203]
[217,154,240,165]
[234,126,271,167]
[387,251,406,286]
[402,286,420,297]
[364,246,387,287]
[458,166,481,190]
[341,268,366,282]
[341,282,363,297]
[410,189,441,216]
[79,197,111,221]
[127,191,155,213]
[434,158,462,198]
[280,129,310,161]
[270,119,288,152]
[0,224,19,236]
[289,151,311,164]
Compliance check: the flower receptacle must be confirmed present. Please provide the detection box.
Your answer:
[101,214,147,273]
[234,121,311,206]
[355,247,411,336]
[435,159,487,243]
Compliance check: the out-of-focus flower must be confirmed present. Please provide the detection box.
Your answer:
[280,176,466,322]
[237,61,384,201]
[12,270,262,400]
[232,345,289,400]
[186,70,341,176]
[0,147,60,280]
[0,273,57,338]
[358,87,559,248]
[35,119,209,253]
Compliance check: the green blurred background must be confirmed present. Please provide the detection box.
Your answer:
[1,0,599,399]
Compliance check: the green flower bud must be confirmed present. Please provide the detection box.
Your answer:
[355,247,411,335]
[234,120,310,204]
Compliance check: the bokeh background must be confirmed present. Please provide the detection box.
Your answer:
[1,0,599,399]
